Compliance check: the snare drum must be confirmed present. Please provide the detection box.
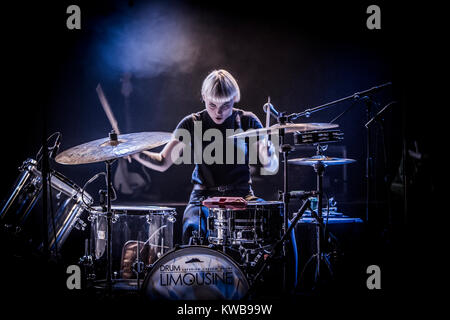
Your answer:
[0,158,93,252]
[207,201,283,246]
[142,245,249,300]
[90,205,176,279]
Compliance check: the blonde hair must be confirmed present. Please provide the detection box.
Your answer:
[201,69,241,104]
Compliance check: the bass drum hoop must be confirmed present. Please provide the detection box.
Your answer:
[142,245,249,300]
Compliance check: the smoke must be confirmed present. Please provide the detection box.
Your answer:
[95,2,200,78]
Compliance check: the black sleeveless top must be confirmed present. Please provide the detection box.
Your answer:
[174,108,263,187]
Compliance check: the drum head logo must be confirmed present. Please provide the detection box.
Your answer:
[146,251,249,300]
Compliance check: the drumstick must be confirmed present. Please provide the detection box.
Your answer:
[263,96,271,146]
[265,96,271,129]
[96,84,121,134]
[96,84,131,162]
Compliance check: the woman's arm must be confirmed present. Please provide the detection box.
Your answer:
[131,138,185,172]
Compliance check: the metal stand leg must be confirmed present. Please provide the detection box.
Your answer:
[246,199,311,298]
[105,160,113,293]
[299,154,335,290]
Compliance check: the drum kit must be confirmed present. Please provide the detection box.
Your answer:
[0,82,395,300]
[0,120,357,300]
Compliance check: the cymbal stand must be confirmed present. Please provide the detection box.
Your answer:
[277,112,295,292]
[301,144,334,289]
[133,232,145,290]
[104,131,118,293]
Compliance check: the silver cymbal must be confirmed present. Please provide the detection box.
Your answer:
[55,132,172,165]
[228,123,339,139]
[288,155,356,166]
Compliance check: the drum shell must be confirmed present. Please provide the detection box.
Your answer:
[0,158,93,253]
[1,159,43,229]
[142,245,249,300]
[90,205,176,279]
[207,201,283,246]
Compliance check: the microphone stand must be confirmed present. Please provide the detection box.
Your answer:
[365,101,398,232]
[264,100,296,293]
[364,96,375,223]
[286,82,392,224]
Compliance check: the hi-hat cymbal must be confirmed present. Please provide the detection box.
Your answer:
[55,132,172,165]
[228,123,338,139]
[288,155,356,166]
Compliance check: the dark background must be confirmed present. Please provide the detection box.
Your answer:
[0,0,439,314]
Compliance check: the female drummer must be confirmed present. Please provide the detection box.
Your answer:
[132,69,279,243]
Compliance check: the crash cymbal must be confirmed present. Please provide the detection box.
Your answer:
[228,123,338,139]
[288,155,356,166]
[55,132,172,165]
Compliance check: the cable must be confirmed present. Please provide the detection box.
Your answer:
[80,171,118,213]
[81,172,106,213]
[329,101,358,124]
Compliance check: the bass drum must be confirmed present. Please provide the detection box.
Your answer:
[142,246,249,300]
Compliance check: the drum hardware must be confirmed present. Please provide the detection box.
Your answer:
[88,205,175,288]
[1,157,94,256]
[73,217,87,231]
[79,239,94,266]
[55,130,172,294]
[364,100,398,232]
[204,200,283,247]
[246,198,311,298]
[187,197,207,246]
[275,111,296,292]
[79,238,97,283]
[288,145,356,289]
[132,232,145,290]
[293,82,391,223]
[229,98,345,291]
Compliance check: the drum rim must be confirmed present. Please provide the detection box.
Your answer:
[91,205,177,215]
[142,245,249,297]
[210,200,283,211]
[25,158,94,202]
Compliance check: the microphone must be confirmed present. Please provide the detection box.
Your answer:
[49,133,61,159]
[263,98,279,120]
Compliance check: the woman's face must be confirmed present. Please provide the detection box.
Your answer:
[204,97,234,124]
